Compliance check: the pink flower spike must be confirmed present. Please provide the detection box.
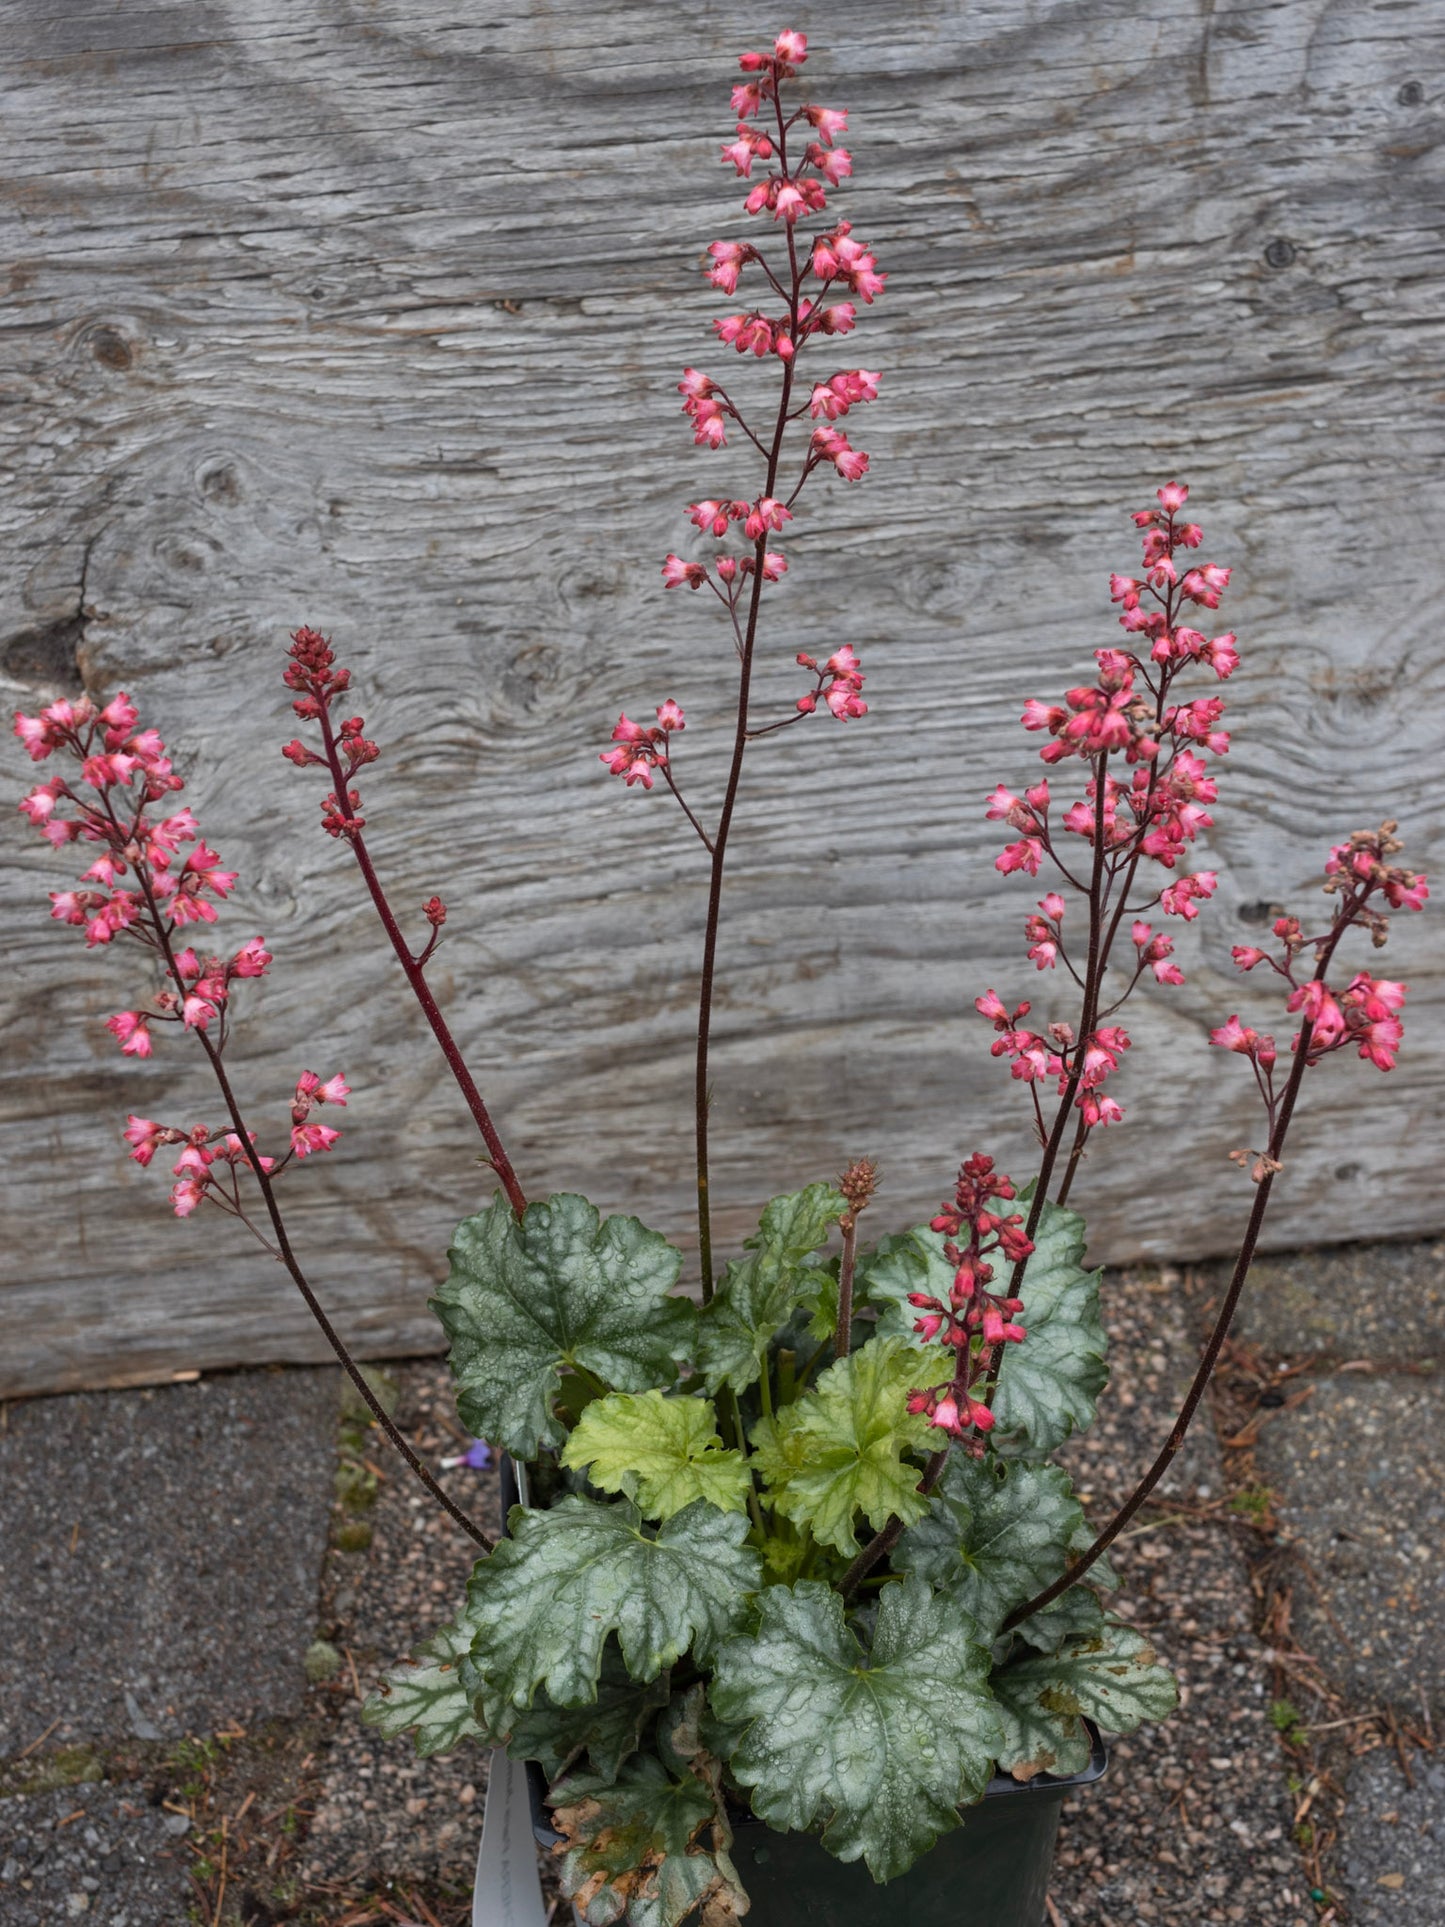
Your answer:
[107,1012,153,1058]
[1078,1091,1125,1128]
[15,711,58,760]
[18,777,67,825]
[100,692,138,733]
[49,890,89,927]
[183,842,239,897]
[996,838,1044,877]
[1161,871,1218,920]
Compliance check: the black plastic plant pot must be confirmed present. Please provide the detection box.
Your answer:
[528,1739,1105,1927]
[502,1459,1108,1926]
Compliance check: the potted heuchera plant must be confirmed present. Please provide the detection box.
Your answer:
[11,25,1430,1927]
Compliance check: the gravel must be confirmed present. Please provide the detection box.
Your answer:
[0,1369,337,1754]
[1196,1237,1445,1364]
[0,1781,191,1926]
[1045,1268,1311,1927]
[1254,1376,1445,1724]
[300,1363,551,1912]
[1338,1746,1445,1924]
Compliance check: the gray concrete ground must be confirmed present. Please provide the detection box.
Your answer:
[0,1370,338,1754]
[0,1235,1441,1925]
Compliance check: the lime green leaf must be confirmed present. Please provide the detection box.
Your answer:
[505,1642,670,1783]
[856,1199,1107,1457]
[561,1390,750,1521]
[467,1496,761,1708]
[992,1620,1178,1779]
[750,1336,934,1557]
[363,1610,492,1758]
[696,1184,846,1394]
[992,1199,1108,1455]
[894,1454,1104,1647]
[552,1754,746,1927]
[712,1576,1003,1882]
[432,1193,695,1459]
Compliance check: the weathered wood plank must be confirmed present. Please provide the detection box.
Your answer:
[2,0,1443,1396]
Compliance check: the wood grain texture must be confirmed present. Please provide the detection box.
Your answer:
[2,0,1443,1396]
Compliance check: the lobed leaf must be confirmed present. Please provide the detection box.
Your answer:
[362,1609,492,1759]
[696,1183,847,1394]
[991,1619,1179,1779]
[505,1642,671,1784]
[467,1495,761,1709]
[561,1389,750,1521]
[894,1453,1104,1647]
[552,1754,746,1927]
[711,1576,1004,1882]
[751,1335,934,1557]
[991,1198,1108,1456]
[432,1193,694,1459]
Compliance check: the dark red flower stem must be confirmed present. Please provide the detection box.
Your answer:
[694,86,802,1304]
[118,837,494,1552]
[314,707,527,1219]
[1001,919,1355,1632]
[1020,746,1113,1251]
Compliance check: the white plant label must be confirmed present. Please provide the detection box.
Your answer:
[472,1746,549,1927]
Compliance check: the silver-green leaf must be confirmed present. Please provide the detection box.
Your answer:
[468,1495,761,1709]
[696,1184,847,1394]
[992,1619,1178,1779]
[894,1453,1105,1647]
[711,1577,1004,1882]
[362,1609,492,1758]
[432,1193,695,1459]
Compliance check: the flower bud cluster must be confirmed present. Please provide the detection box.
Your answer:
[283,628,381,842]
[599,702,686,790]
[14,695,263,1055]
[794,644,866,720]
[975,991,1131,1129]
[1213,825,1427,1101]
[121,1066,348,1219]
[905,1153,1033,1444]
